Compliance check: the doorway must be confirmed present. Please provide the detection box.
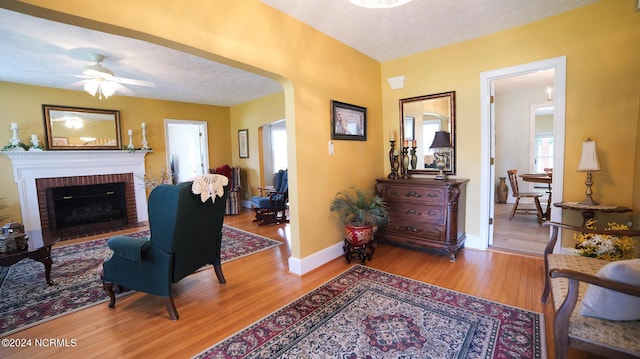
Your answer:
[260,119,287,187]
[164,119,209,183]
[479,56,566,253]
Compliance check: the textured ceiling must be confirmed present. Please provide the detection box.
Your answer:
[0,1,595,106]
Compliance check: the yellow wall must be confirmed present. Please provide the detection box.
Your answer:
[0,82,230,222]
[229,92,286,203]
[382,0,640,240]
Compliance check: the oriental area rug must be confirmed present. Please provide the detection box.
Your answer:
[0,225,281,337]
[195,265,546,359]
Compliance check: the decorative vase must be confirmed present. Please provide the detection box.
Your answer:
[344,224,373,246]
[497,177,508,204]
[410,148,417,169]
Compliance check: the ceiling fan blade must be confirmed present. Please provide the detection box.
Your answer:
[113,77,156,87]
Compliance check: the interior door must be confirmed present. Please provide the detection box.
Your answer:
[165,119,209,183]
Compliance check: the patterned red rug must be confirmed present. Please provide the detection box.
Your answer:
[0,225,281,337]
[195,265,546,359]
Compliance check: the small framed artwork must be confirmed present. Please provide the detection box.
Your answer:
[52,137,69,146]
[238,129,249,158]
[331,100,367,141]
[403,116,415,141]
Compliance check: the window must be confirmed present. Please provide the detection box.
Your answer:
[534,134,553,172]
[271,124,287,172]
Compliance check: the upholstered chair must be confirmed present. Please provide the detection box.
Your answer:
[210,165,242,215]
[251,169,288,225]
[101,178,229,320]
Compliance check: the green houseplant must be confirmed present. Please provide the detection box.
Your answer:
[330,186,389,245]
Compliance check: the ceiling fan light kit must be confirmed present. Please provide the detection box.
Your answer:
[84,78,116,99]
[79,53,154,99]
[349,0,412,9]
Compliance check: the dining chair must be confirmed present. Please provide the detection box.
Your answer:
[506,169,544,224]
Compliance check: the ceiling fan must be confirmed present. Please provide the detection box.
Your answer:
[79,54,155,99]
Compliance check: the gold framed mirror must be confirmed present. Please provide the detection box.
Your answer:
[42,105,122,150]
[400,91,456,176]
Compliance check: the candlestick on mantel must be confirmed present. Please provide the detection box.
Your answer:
[9,122,20,146]
[141,123,149,150]
[127,129,134,149]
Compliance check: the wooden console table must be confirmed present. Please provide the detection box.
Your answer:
[375,178,468,262]
[553,201,632,227]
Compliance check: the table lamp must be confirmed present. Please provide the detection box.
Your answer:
[429,131,452,180]
[577,138,600,205]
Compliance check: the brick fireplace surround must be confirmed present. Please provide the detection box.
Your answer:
[3,150,150,233]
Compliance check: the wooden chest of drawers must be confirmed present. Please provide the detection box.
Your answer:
[375,178,468,261]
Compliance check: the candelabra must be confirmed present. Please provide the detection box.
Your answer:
[387,140,399,179]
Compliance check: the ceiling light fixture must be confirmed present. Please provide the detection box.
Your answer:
[349,0,412,9]
[84,78,117,99]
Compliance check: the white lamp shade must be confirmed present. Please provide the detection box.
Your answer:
[577,140,600,171]
[350,0,412,9]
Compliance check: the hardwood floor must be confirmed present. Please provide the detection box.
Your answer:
[491,202,550,256]
[2,208,602,358]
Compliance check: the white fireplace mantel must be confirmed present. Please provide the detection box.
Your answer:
[3,150,150,231]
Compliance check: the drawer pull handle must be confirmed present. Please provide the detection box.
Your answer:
[404,191,422,198]
[404,209,422,215]
[404,226,420,233]
[427,210,438,216]
[427,193,439,198]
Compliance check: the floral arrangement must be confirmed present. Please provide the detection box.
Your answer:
[574,219,637,261]
[140,168,173,190]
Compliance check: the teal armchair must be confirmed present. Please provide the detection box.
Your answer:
[101,180,229,320]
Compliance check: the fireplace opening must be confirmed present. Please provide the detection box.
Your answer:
[46,182,128,236]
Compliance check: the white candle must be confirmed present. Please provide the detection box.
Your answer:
[128,129,133,135]
[389,130,394,141]
[10,122,18,130]
[141,122,146,129]
[31,134,37,141]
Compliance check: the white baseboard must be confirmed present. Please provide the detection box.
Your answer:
[288,240,344,276]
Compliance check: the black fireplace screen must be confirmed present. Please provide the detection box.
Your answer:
[46,182,128,231]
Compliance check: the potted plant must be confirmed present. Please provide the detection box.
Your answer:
[330,186,390,246]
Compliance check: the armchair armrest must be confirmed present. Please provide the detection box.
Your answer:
[107,235,150,262]
[550,268,640,297]
[549,268,640,350]
[256,186,274,196]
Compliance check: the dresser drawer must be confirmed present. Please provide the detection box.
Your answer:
[382,185,446,205]
[384,221,445,242]
[387,203,444,224]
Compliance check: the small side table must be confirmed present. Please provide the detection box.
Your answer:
[553,202,632,227]
[0,229,60,285]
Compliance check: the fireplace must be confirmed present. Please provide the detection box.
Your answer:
[3,150,150,233]
[36,173,137,235]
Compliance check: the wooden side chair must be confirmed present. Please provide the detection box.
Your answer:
[506,169,544,224]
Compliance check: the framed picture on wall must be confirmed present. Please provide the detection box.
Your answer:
[238,129,249,158]
[331,100,367,141]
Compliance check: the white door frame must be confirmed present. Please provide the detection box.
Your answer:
[164,119,209,183]
[479,56,566,251]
